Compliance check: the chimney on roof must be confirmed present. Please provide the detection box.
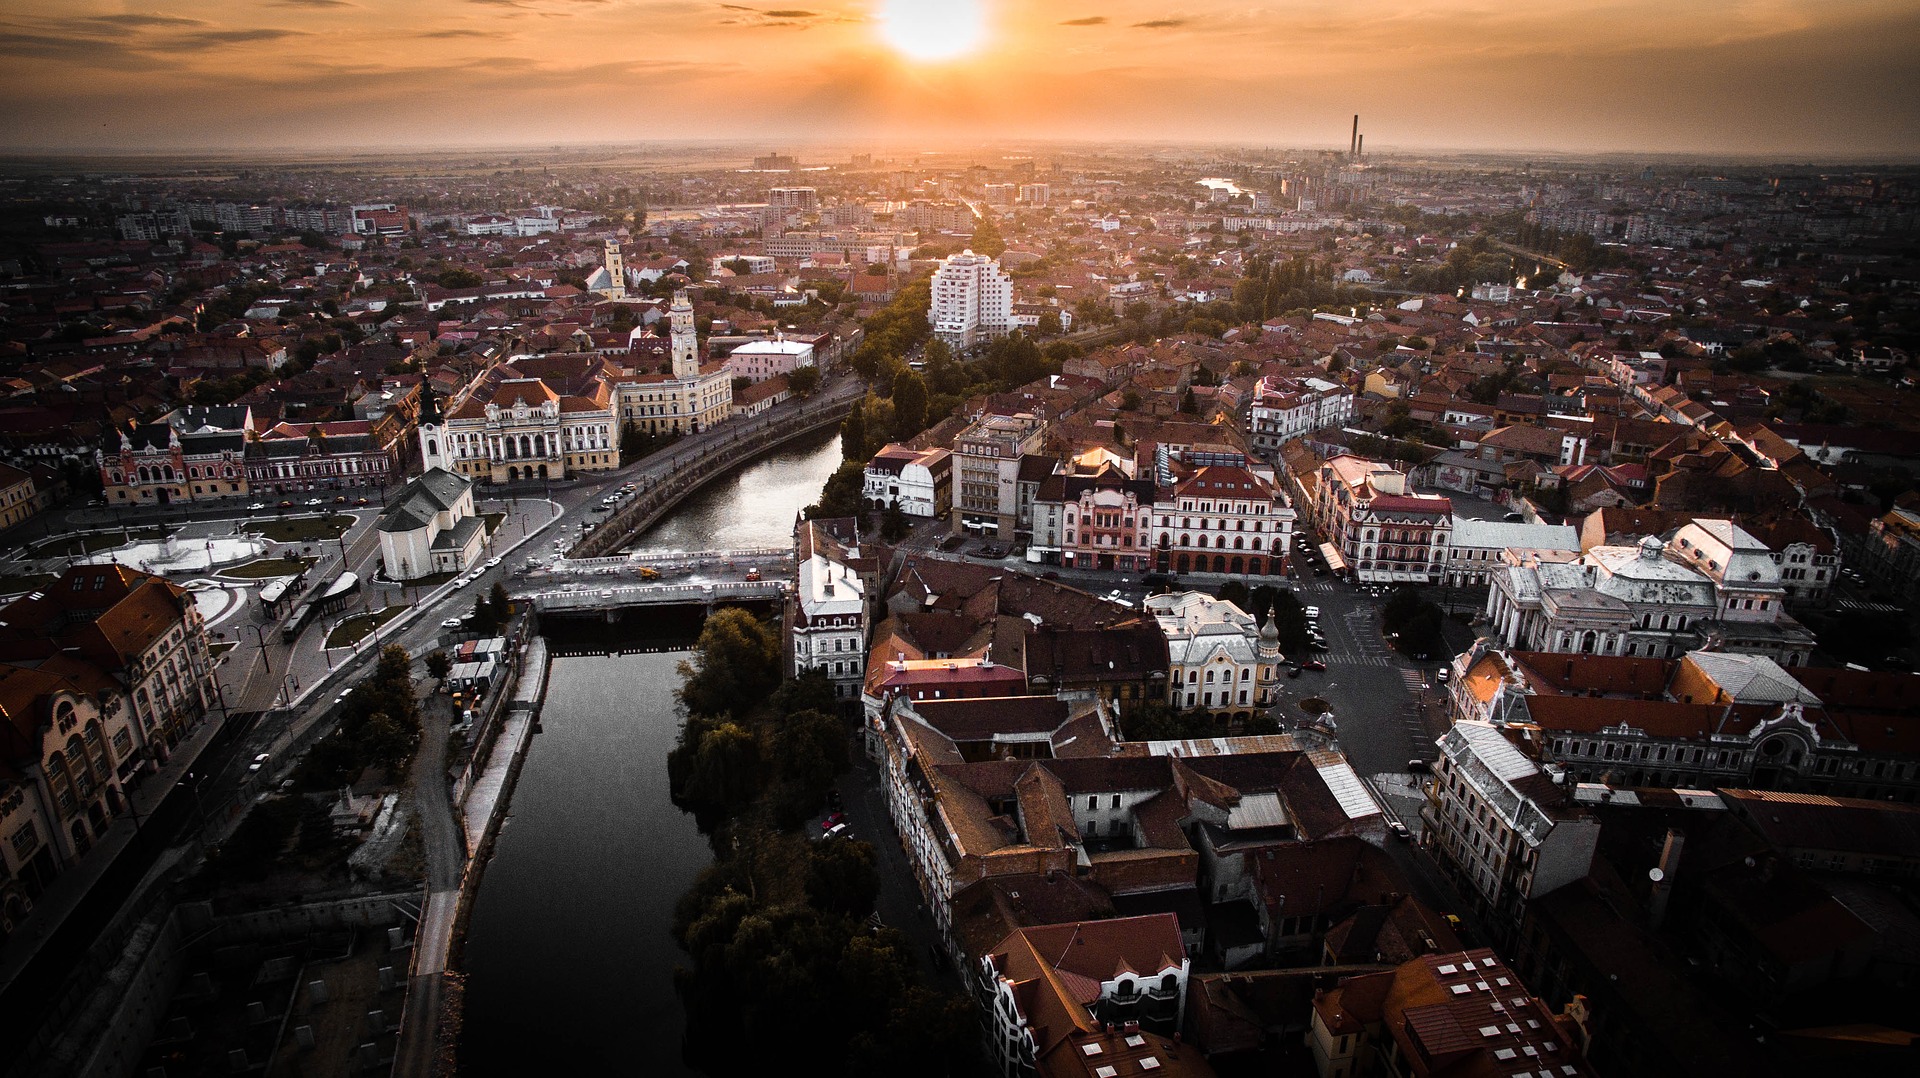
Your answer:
[1648,828,1685,930]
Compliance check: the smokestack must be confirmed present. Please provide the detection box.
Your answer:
[1350,115,1359,157]
[1357,134,1364,158]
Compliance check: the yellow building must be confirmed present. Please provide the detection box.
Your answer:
[0,462,37,531]
[438,354,623,484]
[613,288,732,436]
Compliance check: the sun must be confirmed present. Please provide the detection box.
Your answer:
[878,0,986,62]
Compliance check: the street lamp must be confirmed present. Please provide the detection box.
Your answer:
[247,622,273,674]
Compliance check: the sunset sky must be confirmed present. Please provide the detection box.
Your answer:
[1,1,1914,157]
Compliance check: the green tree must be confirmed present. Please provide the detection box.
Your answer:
[805,461,869,521]
[678,608,783,718]
[970,213,1005,258]
[426,649,452,681]
[488,581,512,625]
[840,399,869,462]
[807,837,879,918]
[788,365,822,395]
[436,267,484,288]
[881,499,909,542]
[891,367,928,438]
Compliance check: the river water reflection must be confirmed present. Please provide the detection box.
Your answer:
[461,431,842,1076]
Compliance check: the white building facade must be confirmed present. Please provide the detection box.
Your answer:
[928,250,1014,350]
[1146,591,1283,719]
[1248,375,1354,458]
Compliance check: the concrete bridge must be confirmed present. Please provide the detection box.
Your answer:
[570,386,859,558]
[517,578,789,616]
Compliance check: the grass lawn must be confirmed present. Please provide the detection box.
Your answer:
[0,573,57,596]
[219,555,317,579]
[258,514,355,544]
[326,604,411,649]
[29,527,167,557]
[482,512,505,535]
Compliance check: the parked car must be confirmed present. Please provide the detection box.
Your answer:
[355,497,370,506]
[248,752,270,773]
[1302,659,1326,671]
[1388,820,1412,842]
[820,811,847,830]
[1305,606,1321,619]
[817,823,850,841]
[1287,666,1303,678]
[1436,666,1451,683]
[441,618,464,629]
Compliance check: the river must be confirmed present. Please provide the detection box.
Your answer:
[460,431,842,1077]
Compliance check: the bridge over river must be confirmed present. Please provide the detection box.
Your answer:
[510,546,794,617]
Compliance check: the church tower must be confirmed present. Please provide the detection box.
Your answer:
[669,288,699,380]
[418,387,452,473]
[602,238,626,301]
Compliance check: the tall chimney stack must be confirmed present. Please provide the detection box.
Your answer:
[1350,115,1359,157]
[1357,133,1364,158]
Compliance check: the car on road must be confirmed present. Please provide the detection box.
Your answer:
[1436,666,1450,683]
[1305,606,1321,619]
[599,588,614,598]
[277,500,294,509]
[355,497,369,506]
[638,566,661,581]
[1408,758,1431,773]
[1302,658,1326,671]
[305,498,324,507]
[820,812,847,830]
[248,502,267,511]
[485,556,503,569]
[1287,666,1303,678]
[817,823,850,841]
[333,495,349,504]
[1388,820,1412,842]
[248,752,271,773]
[441,618,464,629]
[745,568,762,581]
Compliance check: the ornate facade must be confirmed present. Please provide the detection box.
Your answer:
[439,355,622,484]
[101,405,252,505]
[613,289,733,436]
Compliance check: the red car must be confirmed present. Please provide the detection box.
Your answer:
[820,811,847,830]
[1302,659,1327,672]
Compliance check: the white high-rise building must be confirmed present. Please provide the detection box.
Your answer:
[927,249,1013,350]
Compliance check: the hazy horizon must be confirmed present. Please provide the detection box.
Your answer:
[2,1,1916,159]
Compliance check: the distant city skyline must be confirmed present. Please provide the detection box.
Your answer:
[1,0,1916,157]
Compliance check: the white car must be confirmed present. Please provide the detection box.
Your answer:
[248,752,271,773]
[1305,606,1321,618]
[441,618,464,629]
[485,556,503,569]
